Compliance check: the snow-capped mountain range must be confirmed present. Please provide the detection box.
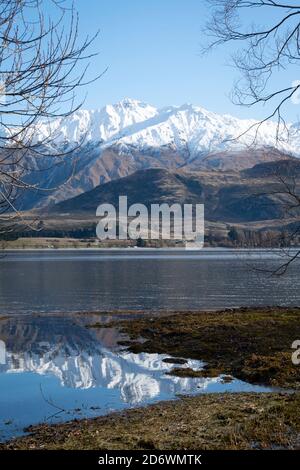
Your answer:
[19,98,300,209]
[35,97,300,156]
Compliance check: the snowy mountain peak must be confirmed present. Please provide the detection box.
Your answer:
[116,97,152,108]
[19,98,300,209]
[32,97,300,157]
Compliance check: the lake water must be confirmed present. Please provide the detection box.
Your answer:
[0,249,300,314]
[0,314,276,441]
[0,249,298,441]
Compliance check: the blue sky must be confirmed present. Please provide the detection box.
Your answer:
[73,0,300,122]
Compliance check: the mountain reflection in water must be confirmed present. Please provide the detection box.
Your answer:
[0,314,275,441]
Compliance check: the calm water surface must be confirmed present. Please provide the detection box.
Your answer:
[0,249,299,314]
[0,249,298,441]
[0,314,276,441]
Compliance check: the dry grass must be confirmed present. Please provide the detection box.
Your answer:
[96,307,300,389]
[2,307,300,450]
[2,393,300,450]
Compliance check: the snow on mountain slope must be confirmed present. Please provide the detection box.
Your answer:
[35,98,158,145]
[16,98,300,209]
[33,98,300,157]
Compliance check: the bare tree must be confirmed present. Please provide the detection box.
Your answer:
[0,0,98,232]
[204,1,300,271]
[259,159,300,273]
[204,0,300,141]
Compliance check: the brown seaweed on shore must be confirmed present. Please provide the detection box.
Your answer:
[93,307,300,389]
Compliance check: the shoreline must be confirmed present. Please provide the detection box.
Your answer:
[90,306,300,389]
[1,246,295,251]
[2,392,300,450]
[1,240,300,252]
[1,306,300,450]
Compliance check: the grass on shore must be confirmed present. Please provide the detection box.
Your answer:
[93,307,300,389]
[2,307,300,450]
[2,393,300,450]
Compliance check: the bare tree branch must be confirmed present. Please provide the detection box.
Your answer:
[204,1,300,142]
[0,0,99,232]
[204,1,300,272]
